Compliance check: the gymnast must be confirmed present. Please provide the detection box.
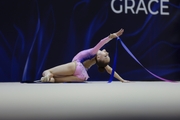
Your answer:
[40,28,129,83]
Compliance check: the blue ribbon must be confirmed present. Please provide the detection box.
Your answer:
[108,37,118,83]
[108,37,174,83]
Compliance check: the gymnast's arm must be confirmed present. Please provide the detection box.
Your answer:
[105,65,129,83]
[90,28,124,55]
[90,36,112,55]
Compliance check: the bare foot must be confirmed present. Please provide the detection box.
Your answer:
[41,76,55,83]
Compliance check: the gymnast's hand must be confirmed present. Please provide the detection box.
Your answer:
[121,79,130,83]
[109,28,124,39]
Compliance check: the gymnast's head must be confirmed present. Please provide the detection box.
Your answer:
[95,49,110,72]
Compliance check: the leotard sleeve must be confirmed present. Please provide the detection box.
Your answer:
[90,36,111,55]
[72,36,111,62]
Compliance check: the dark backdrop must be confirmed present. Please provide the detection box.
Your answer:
[0,0,180,82]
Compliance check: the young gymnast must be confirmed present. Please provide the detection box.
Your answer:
[40,28,129,83]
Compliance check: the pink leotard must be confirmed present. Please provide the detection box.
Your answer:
[72,36,111,80]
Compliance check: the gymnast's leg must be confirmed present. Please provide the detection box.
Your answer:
[54,76,84,83]
[41,62,78,82]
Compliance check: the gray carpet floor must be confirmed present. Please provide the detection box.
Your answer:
[0,81,180,120]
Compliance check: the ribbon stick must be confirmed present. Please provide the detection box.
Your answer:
[108,38,118,83]
[117,37,174,82]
